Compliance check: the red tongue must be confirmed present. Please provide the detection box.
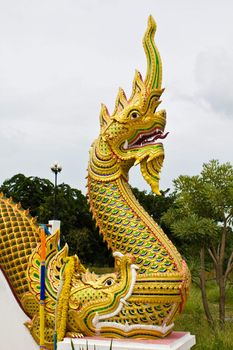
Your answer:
[142,131,169,144]
[153,131,169,141]
[130,131,169,147]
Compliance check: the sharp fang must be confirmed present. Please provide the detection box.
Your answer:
[120,298,129,306]
[123,140,128,149]
[92,313,100,326]
[131,264,139,270]
[125,321,130,332]
[113,252,124,258]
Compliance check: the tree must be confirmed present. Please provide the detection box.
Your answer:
[65,227,114,266]
[162,160,233,327]
[39,183,113,266]
[0,173,53,217]
[0,173,113,266]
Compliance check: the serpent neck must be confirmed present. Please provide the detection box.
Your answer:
[87,173,183,274]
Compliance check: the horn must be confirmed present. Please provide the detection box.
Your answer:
[143,15,162,90]
[112,88,128,116]
[99,103,111,130]
[129,70,146,101]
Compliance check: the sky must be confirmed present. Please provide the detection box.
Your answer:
[0,0,232,195]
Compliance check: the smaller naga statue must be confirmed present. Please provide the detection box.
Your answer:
[0,16,190,349]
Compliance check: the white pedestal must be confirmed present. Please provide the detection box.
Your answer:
[0,270,38,350]
[48,219,61,233]
[58,332,196,350]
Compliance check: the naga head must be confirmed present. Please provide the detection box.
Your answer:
[89,16,167,194]
[66,252,138,337]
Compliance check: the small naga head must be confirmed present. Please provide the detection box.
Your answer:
[90,16,167,194]
[66,252,138,336]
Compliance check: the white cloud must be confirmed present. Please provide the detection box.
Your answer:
[0,0,232,194]
[194,48,233,118]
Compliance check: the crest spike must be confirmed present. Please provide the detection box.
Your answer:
[99,103,111,130]
[16,202,22,210]
[143,15,162,90]
[24,209,30,216]
[31,217,37,224]
[8,197,13,203]
[130,69,146,101]
[100,103,110,116]
[112,88,128,116]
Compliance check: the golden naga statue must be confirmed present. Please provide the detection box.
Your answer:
[0,16,190,349]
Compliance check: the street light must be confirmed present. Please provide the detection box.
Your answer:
[50,161,62,219]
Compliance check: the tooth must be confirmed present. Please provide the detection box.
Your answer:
[134,159,140,166]
[125,321,130,332]
[123,140,128,149]
[120,298,129,306]
[131,264,139,270]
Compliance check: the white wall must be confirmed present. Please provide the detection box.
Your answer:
[0,270,38,350]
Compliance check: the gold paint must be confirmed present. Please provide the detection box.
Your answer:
[0,16,191,347]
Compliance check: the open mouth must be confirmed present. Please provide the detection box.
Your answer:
[123,127,169,150]
[92,252,138,330]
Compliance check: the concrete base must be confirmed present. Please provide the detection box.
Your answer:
[0,270,38,350]
[58,332,196,350]
[48,219,61,234]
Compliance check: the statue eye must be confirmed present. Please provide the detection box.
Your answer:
[130,111,140,120]
[104,278,114,286]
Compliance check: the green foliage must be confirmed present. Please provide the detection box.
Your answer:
[0,173,176,268]
[0,173,113,266]
[173,159,233,222]
[163,212,219,244]
[175,284,233,349]
[131,187,179,244]
[162,159,233,325]
[132,187,175,225]
[65,227,113,266]
[0,173,53,217]
[206,280,233,307]
[162,159,233,258]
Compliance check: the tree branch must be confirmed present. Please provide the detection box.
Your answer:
[219,220,227,265]
[211,244,218,260]
[224,251,233,282]
[199,247,214,326]
[217,244,220,258]
[208,247,218,267]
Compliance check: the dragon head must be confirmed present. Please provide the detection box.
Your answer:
[89,16,167,194]
[66,252,138,336]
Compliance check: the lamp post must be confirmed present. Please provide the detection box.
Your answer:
[50,161,62,220]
